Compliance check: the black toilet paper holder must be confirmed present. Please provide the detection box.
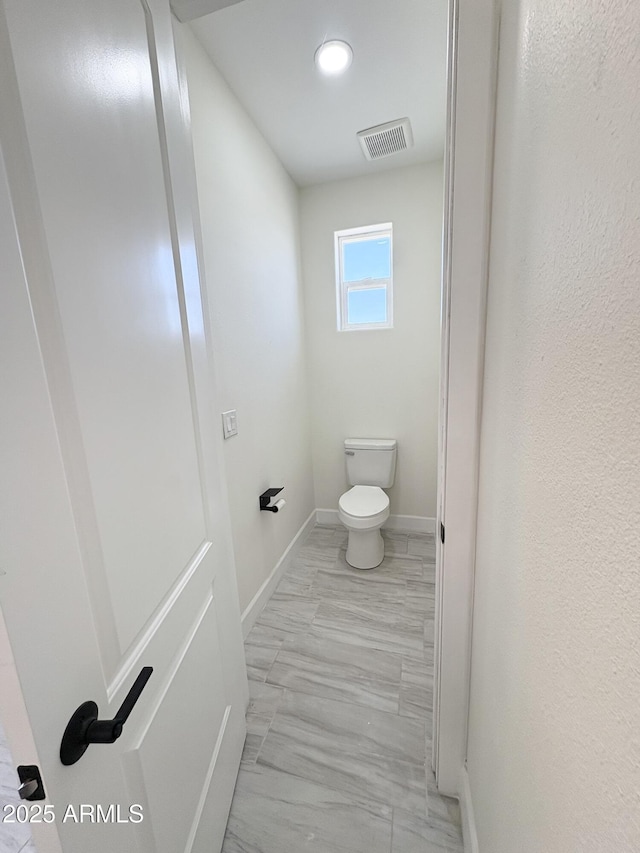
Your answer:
[260,487,283,512]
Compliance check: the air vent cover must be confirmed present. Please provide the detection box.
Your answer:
[357,118,414,161]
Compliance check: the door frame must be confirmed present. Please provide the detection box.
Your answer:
[433,0,499,797]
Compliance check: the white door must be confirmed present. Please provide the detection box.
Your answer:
[0,0,248,851]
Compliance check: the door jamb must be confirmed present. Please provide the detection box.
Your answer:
[433,0,499,798]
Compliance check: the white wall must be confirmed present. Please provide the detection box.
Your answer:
[179,26,314,614]
[467,0,640,850]
[300,163,443,520]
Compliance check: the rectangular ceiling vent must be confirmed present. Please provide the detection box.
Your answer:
[357,118,414,161]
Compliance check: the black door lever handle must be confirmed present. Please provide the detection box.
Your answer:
[85,666,153,743]
[60,667,153,766]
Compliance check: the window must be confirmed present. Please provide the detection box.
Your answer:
[335,223,393,331]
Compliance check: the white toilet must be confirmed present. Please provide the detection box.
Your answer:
[338,438,397,570]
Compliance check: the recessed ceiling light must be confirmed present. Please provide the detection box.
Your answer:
[314,40,353,76]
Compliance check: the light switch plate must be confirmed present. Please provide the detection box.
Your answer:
[222,409,238,439]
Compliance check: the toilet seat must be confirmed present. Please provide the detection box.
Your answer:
[338,486,389,530]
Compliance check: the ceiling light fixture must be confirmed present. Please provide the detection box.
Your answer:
[314,39,353,76]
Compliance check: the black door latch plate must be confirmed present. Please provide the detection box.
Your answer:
[17,765,46,801]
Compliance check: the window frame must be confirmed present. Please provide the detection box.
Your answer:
[334,222,394,332]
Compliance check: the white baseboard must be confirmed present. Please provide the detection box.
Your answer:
[459,766,480,853]
[315,508,340,526]
[316,508,435,534]
[385,514,436,533]
[240,509,316,639]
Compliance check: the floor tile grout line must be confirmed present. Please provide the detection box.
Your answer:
[251,684,288,766]
[389,806,396,853]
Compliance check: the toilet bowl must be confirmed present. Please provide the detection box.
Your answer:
[339,437,397,570]
[338,485,390,569]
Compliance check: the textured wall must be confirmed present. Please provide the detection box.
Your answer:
[180,26,314,614]
[300,163,443,519]
[467,0,640,850]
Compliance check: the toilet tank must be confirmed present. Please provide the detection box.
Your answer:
[344,439,397,487]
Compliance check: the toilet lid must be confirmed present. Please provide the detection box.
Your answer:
[339,485,389,518]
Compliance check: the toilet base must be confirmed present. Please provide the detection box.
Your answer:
[345,528,385,570]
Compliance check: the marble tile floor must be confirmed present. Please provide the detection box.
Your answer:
[222,525,463,853]
[0,723,36,853]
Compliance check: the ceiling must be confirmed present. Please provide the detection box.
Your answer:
[189,0,448,187]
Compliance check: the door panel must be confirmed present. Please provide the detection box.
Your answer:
[125,592,227,853]
[0,0,247,849]
[4,0,208,658]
